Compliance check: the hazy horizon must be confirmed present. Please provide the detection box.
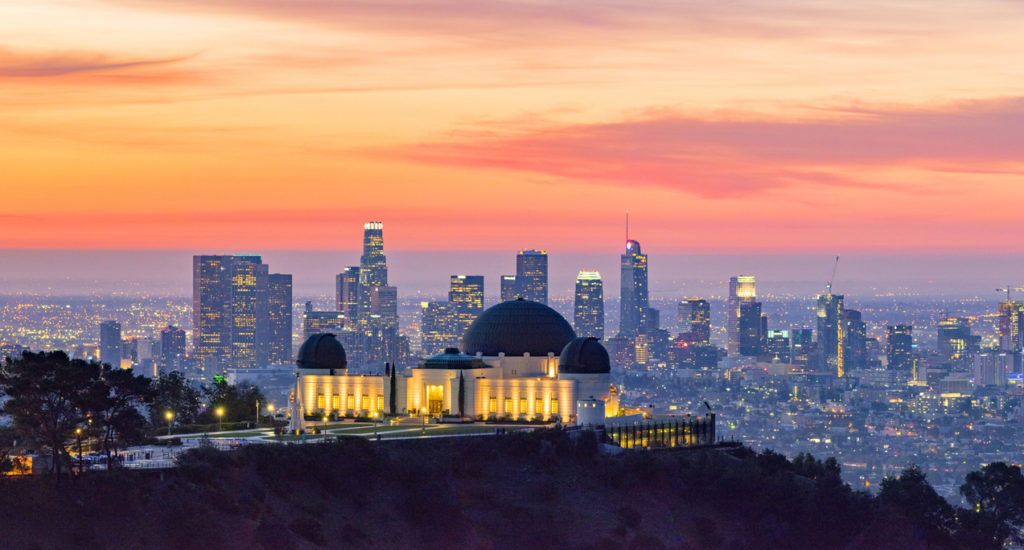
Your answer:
[1,249,1020,300]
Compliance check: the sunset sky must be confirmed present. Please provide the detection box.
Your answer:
[3,0,1024,253]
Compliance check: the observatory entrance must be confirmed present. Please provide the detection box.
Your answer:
[427,385,444,415]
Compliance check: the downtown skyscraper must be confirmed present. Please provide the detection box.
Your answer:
[515,249,548,304]
[574,271,604,340]
[449,275,484,338]
[678,299,711,344]
[192,255,291,374]
[620,240,648,337]
[727,276,756,356]
[99,320,121,369]
[817,292,845,376]
[267,273,293,364]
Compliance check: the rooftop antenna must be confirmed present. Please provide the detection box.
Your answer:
[826,255,840,295]
[625,210,630,243]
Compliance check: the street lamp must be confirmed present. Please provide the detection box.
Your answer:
[165,411,174,436]
[322,415,328,440]
[216,407,224,432]
[75,427,83,474]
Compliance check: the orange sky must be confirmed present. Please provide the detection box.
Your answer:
[2,0,1024,253]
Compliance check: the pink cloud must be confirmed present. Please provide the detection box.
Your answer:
[0,48,195,78]
[375,98,1024,197]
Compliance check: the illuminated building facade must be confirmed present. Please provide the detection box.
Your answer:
[620,240,649,337]
[421,301,458,356]
[450,275,484,337]
[678,298,711,343]
[357,222,388,328]
[937,316,974,365]
[158,325,186,375]
[302,303,346,339]
[727,276,756,356]
[816,292,844,376]
[99,320,121,369]
[500,275,518,301]
[574,270,604,340]
[268,273,293,364]
[765,330,791,363]
[886,324,914,371]
[791,327,813,367]
[738,301,763,357]
[193,255,289,373]
[843,309,867,371]
[335,266,360,328]
[515,250,548,305]
[295,300,619,425]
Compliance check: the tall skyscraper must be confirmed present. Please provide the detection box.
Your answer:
[998,301,1024,353]
[500,275,517,302]
[678,299,711,343]
[727,276,756,356]
[574,271,604,340]
[887,325,914,371]
[193,255,276,373]
[816,292,844,376]
[791,327,814,366]
[738,301,763,357]
[267,273,293,364]
[357,222,388,327]
[336,266,360,328]
[421,301,458,356]
[765,330,791,363]
[620,240,649,337]
[515,250,548,304]
[449,275,484,338]
[937,316,973,364]
[99,320,121,369]
[843,309,867,371]
[158,325,187,375]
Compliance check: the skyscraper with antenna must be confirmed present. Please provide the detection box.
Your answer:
[619,211,648,337]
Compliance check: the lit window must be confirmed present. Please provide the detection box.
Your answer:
[535,398,543,413]
[520,398,527,413]
[489,397,497,413]
[377,395,383,411]
[362,394,369,409]
[504,397,512,413]
[317,394,325,410]
[551,399,558,414]
[332,394,340,410]
[347,394,354,410]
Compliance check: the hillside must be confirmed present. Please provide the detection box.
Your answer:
[0,430,987,549]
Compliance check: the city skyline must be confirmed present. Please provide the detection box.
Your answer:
[3,0,1024,252]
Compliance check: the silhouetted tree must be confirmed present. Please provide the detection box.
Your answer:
[879,466,956,546]
[960,462,1024,547]
[0,351,106,478]
[201,378,264,424]
[150,371,201,425]
[95,366,154,470]
[389,365,397,414]
[457,370,465,417]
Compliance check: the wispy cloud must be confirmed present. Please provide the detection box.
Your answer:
[376,98,1024,197]
[0,48,196,78]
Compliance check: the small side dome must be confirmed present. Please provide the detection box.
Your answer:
[558,337,611,374]
[297,333,347,371]
[420,348,489,370]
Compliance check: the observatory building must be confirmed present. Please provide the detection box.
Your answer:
[291,298,618,427]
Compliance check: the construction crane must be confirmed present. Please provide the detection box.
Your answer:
[996,286,1024,303]
[825,255,840,294]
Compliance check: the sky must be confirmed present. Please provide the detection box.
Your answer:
[2,0,1024,255]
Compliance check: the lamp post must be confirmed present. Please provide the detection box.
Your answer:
[75,427,83,474]
[266,403,274,431]
[165,410,174,436]
[255,399,260,428]
[216,407,224,432]
[322,415,328,441]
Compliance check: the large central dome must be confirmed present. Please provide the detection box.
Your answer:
[462,298,576,357]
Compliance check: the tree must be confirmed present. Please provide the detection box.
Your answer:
[0,351,106,479]
[960,462,1024,547]
[457,370,465,417]
[150,371,201,426]
[95,366,155,470]
[879,466,956,546]
[389,364,397,414]
[202,378,264,424]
